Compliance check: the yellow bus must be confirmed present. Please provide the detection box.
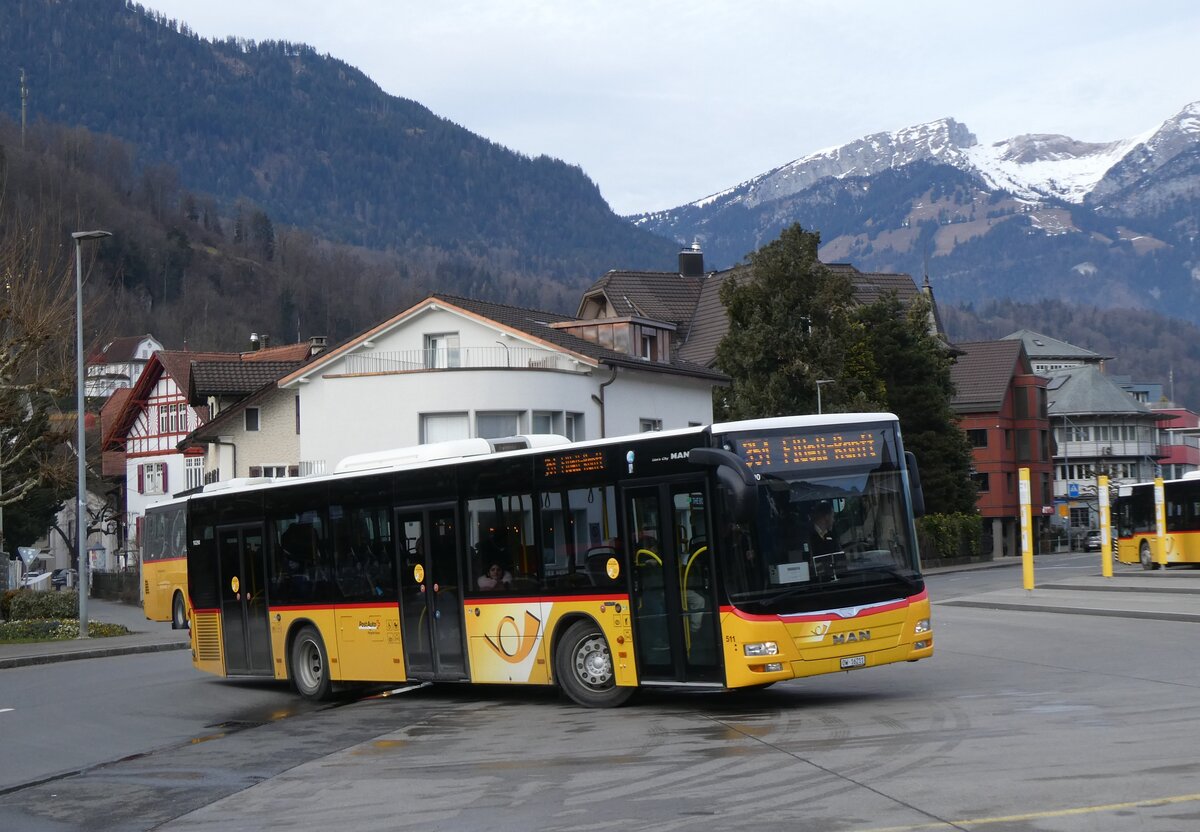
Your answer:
[185,414,933,707]
[143,499,190,628]
[1115,476,1200,569]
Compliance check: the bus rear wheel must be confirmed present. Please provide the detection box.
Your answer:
[554,620,632,708]
[290,625,333,700]
[1139,541,1159,571]
[171,592,187,630]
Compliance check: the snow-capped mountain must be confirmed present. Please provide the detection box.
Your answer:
[632,101,1200,325]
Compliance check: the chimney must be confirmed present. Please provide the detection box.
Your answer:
[678,241,704,278]
[260,334,271,349]
[308,335,328,356]
[249,332,260,351]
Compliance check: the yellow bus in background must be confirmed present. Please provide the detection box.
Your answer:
[1115,476,1200,569]
[184,414,932,707]
[143,499,190,628]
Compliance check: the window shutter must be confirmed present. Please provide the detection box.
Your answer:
[287,465,299,478]
[137,464,145,494]
[162,465,169,493]
[136,516,144,546]
[249,465,263,477]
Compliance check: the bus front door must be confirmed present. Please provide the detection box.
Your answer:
[625,481,722,684]
[396,505,468,680]
[217,524,272,676]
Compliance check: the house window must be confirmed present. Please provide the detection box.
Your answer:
[185,457,204,490]
[967,429,988,448]
[139,461,167,495]
[972,472,990,493]
[476,411,520,439]
[532,411,556,434]
[169,403,181,433]
[425,333,461,369]
[640,418,663,432]
[564,413,582,441]
[245,407,261,432]
[1016,430,1032,462]
[158,405,170,434]
[422,412,469,443]
[640,333,658,360]
[1014,389,1030,418]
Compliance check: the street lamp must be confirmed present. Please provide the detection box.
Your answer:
[73,229,111,639]
[815,379,835,415]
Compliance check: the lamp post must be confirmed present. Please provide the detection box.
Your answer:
[73,230,111,639]
[815,379,834,415]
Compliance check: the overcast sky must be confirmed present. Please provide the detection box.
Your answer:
[144,1,1200,216]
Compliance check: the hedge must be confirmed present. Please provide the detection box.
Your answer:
[7,589,80,621]
[0,619,130,640]
[917,512,980,561]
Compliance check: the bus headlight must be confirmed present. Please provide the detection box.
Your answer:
[914,618,930,634]
[743,641,779,657]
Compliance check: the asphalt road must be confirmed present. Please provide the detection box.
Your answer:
[2,559,1197,831]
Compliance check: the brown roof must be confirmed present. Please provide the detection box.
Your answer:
[950,340,1028,412]
[190,361,306,400]
[578,271,705,339]
[89,334,159,364]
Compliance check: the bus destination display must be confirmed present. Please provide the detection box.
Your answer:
[733,431,882,470]
[541,449,607,478]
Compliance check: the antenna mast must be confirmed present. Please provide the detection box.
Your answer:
[19,68,28,149]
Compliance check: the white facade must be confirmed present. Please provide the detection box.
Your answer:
[123,372,204,553]
[283,304,717,474]
[203,388,302,480]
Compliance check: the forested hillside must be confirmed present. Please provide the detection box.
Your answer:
[1,0,679,280]
[941,299,1200,409]
[0,117,590,352]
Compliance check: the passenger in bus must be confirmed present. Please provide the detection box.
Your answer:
[477,562,512,590]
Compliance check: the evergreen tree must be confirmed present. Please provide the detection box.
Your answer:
[715,224,883,419]
[855,294,977,514]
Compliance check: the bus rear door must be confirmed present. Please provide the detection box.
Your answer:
[624,480,722,685]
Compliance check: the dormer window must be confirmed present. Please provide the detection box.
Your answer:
[641,333,658,361]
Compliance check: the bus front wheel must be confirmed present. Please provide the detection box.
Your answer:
[1139,541,1159,571]
[290,625,333,700]
[554,620,632,709]
[171,592,187,630]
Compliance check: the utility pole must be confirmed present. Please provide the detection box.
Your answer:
[19,68,28,150]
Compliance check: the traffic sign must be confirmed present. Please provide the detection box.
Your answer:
[1068,483,1080,499]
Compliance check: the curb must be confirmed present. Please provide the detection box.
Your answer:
[938,598,1200,624]
[0,640,189,670]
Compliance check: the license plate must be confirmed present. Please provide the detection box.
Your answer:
[840,655,866,669]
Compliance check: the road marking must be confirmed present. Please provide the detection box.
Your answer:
[853,792,1200,831]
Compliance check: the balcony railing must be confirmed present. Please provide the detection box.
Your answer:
[341,347,581,375]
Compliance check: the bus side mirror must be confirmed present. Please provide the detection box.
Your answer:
[905,451,926,518]
[689,448,757,523]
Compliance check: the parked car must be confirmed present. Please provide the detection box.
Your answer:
[19,570,51,589]
[51,568,78,589]
[1085,530,1102,551]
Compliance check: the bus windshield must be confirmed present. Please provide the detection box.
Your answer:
[718,425,922,615]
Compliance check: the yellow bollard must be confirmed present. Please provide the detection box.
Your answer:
[1099,475,1112,578]
[1020,467,1033,591]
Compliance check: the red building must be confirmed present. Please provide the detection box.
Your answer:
[951,341,1055,557]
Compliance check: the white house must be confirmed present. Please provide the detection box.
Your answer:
[86,333,163,397]
[277,294,729,475]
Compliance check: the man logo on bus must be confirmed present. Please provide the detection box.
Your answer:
[626,450,635,473]
[484,610,542,663]
[832,630,871,645]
